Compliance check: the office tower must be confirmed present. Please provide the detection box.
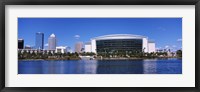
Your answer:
[35,32,44,49]
[75,42,83,53]
[18,39,24,49]
[48,33,57,50]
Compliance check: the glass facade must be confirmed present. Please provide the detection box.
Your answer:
[96,39,143,53]
[35,32,44,49]
[18,39,24,49]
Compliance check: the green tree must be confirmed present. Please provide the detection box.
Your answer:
[176,50,182,57]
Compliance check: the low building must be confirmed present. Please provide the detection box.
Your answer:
[85,34,156,54]
[84,42,92,52]
[24,45,32,49]
[148,41,156,53]
[18,49,55,54]
[55,46,67,54]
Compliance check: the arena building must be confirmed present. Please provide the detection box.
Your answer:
[85,34,156,53]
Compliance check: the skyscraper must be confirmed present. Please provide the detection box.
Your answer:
[75,42,83,53]
[35,32,44,49]
[48,33,57,50]
[18,39,24,49]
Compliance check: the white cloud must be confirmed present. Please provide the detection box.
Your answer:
[45,43,48,46]
[177,38,182,42]
[74,35,80,39]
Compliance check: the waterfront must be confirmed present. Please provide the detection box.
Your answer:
[18,58,182,74]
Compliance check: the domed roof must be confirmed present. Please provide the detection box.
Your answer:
[50,33,56,37]
[91,34,147,40]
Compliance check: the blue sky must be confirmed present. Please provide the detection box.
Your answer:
[18,18,182,51]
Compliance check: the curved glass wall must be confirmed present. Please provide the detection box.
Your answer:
[96,39,143,54]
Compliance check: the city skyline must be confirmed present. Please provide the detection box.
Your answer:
[18,18,182,51]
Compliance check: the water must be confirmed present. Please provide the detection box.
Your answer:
[18,58,182,74]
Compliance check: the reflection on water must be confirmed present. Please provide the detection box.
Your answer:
[18,58,182,74]
[143,61,157,74]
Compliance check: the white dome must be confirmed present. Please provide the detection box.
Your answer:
[91,34,147,40]
[50,33,56,37]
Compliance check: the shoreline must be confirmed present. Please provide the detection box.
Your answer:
[18,57,182,61]
[96,57,182,60]
[18,59,81,61]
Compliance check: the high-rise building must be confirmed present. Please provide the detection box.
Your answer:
[75,42,83,53]
[18,39,24,49]
[35,32,44,49]
[48,33,57,50]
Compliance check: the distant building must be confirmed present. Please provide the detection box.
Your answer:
[24,45,32,49]
[18,39,24,49]
[48,34,57,50]
[85,34,156,53]
[75,42,83,53]
[66,47,72,53]
[35,32,44,49]
[18,49,55,54]
[56,46,67,54]
[84,42,92,52]
[148,41,156,53]
[156,49,164,52]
